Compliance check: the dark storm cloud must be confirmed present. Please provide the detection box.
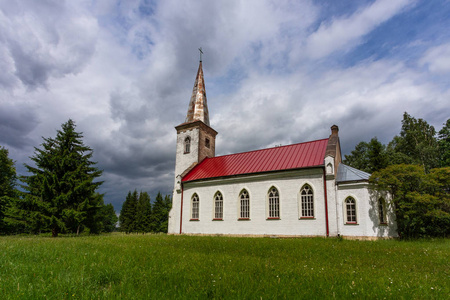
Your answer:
[0,104,38,148]
[0,0,98,90]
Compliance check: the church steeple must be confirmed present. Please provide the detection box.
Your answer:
[185,61,210,126]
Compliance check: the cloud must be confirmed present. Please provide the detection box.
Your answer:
[0,0,98,89]
[304,0,413,59]
[420,42,450,74]
[0,100,38,148]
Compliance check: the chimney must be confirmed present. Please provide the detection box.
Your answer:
[331,125,339,136]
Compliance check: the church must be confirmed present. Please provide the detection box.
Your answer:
[168,60,398,239]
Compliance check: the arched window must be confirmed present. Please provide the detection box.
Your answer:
[239,189,250,219]
[345,197,357,224]
[214,192,223,219]
[191,194,199,220]
[326,163,333,174]
[184,137,191,154]
[300,184,314,218]
[379,199,386,224]
[268,187,280,219]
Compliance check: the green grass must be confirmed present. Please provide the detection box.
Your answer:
[0,234,448,299]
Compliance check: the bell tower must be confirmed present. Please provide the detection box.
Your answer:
[173,58,218,187]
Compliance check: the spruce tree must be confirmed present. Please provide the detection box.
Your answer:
[119,190,138,233]
[136,191,152,233]
[119,191,131,232]
[99,203,118,233]
[17,119,103,237]
[0,146,17,234]
[151,192,171,233]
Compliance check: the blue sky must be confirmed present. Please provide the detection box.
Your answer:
[0,0,449,211]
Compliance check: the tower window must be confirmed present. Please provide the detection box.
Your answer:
[184,137,191,154]
[205,138,210,149]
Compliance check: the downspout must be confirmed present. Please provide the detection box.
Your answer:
[323,167,330,237]
[179,184,184,234]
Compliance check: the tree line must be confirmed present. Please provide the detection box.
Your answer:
[344,113,449,238]
[119,190,171,233]
[0,120,118,236]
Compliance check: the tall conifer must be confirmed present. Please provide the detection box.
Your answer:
[18,119,103,236]
[136,191,152,233]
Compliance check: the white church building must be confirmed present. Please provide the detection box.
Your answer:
[168,60,398,239]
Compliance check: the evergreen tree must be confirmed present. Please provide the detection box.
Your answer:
[136,191,152,233]
[119,190,138,233]
[151,192,172,233]
[10,119,103,237]
[119,191,131,232]
[99,203,118,233]
[0,146,17,234]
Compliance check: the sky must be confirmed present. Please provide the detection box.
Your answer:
[1,0,449,212]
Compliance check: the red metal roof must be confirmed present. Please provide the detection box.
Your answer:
[182,138,329,182]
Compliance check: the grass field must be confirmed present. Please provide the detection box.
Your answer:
[0,234,448,299]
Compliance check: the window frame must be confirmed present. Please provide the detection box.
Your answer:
[190,193,199,221]
[345,197,357,225]
[184,136,191,154]
[300,184,314,219]
[267,186,280,220]
[238,189,250,220]
[213,191,223,220]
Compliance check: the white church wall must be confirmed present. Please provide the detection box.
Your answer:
[168,189,181,234]
[325,178,339,237]
[337,183,398,238]
[178,168,331,236]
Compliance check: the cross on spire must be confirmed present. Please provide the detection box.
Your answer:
[198,47,203,62]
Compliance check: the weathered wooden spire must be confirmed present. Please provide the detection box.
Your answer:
[185,60,210,126]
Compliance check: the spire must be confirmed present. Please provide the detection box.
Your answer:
[185,60,210,126]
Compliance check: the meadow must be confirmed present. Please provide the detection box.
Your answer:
[0,234,448,299]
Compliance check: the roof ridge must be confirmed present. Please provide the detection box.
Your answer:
[212,138,329,159]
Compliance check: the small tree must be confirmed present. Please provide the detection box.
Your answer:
[15,119,103,237]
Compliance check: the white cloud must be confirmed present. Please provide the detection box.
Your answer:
[420,42,450,74]
[304,0,413,59]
